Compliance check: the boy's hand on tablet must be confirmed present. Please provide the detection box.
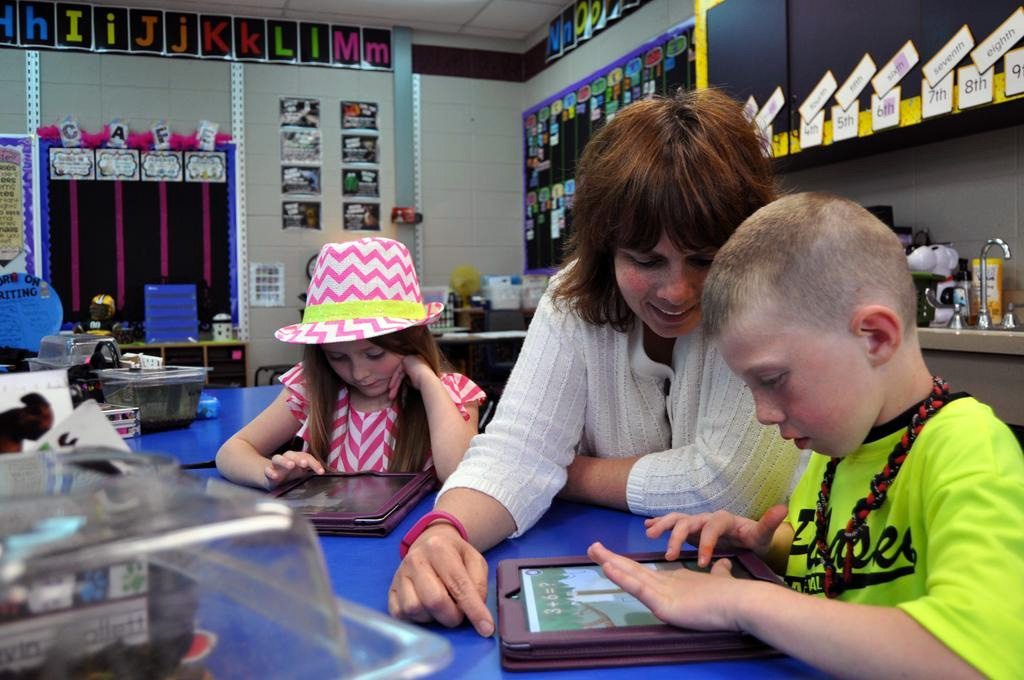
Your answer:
[587,542,745,632]
[264,450,325,489]
[388,524,494,637]
[645,504,789,567]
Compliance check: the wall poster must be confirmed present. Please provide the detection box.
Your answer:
[0,135,35,275]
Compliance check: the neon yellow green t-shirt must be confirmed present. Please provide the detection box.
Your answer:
[785,397,1024,679]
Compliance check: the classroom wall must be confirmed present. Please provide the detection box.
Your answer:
[782,126,1024,294]
[242,64,396,374]
[418,75,524,288]
[0,50,26,132]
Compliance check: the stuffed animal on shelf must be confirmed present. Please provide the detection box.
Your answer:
[74,293,117,335]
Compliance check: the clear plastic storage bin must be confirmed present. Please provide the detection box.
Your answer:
[95,366,208,432]
[28,334,121,371]
[0,450,451,679]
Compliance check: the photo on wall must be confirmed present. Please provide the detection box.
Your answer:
[282,166,322,195]
[342,168,379,197]
[282,201,321,230]
[281,129,322,164]
[343,202,380,231]
[250,262,286,307]
[342,135,379,164]
[341,101,379,130]
[280,98,321,128]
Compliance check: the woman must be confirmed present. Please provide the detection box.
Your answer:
[388,89,806,636]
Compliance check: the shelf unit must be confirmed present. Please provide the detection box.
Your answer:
[119,341,249,387]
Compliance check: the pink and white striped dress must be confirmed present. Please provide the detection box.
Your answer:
[279,363,486,472]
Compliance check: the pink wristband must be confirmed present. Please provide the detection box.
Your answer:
[399,510,468,558]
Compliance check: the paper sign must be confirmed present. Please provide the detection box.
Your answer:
[799,70,837,122]
[1004,46,1024,97]
[33,399,130,453]
[754,86,785,129]
[184,152,226,182]
[923,24,974,88]
[871,86,900,131]
[957,64,993,109]
[106,119,128,149]
[835,54,876,111]
[0,143,26,266]
[59,116,81,148]
[151,120,171,150]
[831,101,859,141]
[95,149,140,181]
[141,151,183,181]
[970,7,1024,74]
[799,110,824,149]
[742,95,758,122]
[0,369,73,452]
[872,40,919,97]
[49,148,94,180]
[922,72,954,118]
[196,120,219,152]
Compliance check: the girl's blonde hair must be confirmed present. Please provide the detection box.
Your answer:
[300,326,447,472]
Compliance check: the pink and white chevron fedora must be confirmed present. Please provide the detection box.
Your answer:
[275,238,443,344]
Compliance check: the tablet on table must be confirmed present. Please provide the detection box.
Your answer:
[497,550,783,670]
[270,469,436,536]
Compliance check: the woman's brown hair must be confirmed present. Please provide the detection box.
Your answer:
[552,88,777,331]
[300,325,447,472]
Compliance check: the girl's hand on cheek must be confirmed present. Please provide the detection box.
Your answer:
[387,363,407,400]
[398,355,437,393]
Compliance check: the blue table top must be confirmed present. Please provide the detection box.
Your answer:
[134,386,823,679]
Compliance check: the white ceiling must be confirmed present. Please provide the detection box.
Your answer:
[111,0,566,44]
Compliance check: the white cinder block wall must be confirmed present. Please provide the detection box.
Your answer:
[0,50,27,132]
[782,127,1023,293]
[418,75,525,288]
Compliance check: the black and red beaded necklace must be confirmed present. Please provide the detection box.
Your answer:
[813,376,950,598]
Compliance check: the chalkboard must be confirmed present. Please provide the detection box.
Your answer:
[523,19,695,273]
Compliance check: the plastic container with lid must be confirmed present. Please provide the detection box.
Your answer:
[95,366,208,432]
[0,450,452,679]
[28,334,121,371]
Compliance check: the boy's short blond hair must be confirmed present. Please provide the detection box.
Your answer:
[702,192,917,338]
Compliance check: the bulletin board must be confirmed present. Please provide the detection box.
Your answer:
[522,18,695,273]
[39,140,239,329]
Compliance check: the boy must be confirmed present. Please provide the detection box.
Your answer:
[587,193,1023,679]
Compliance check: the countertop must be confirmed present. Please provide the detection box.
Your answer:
[918,327,1024,356]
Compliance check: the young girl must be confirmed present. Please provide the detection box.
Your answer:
[216,238,485,489]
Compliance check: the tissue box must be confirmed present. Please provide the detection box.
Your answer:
[481,275,522,311]
[0,451,451,679]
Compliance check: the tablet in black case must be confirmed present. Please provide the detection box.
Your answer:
[497,550,783,670]
[270,470,436,536]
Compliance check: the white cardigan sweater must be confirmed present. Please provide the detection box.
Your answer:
[439,292,807,537]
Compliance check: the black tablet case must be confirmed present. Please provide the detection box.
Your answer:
[497,550,782,670]
[271,469,436,536]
